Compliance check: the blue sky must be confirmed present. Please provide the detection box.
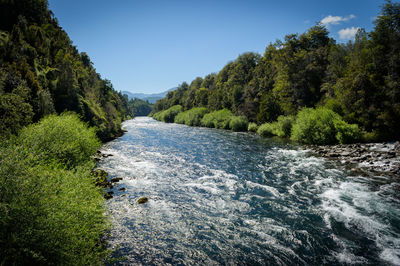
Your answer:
[48,0,384,93]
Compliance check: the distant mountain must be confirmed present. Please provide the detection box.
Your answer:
[122,88,176,103]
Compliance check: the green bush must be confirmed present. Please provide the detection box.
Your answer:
[17,113,101,168]
[200,113,215,128]
[248,122,258,132]
[0,114,108,265]
[363,130,381,143]
[257,122,278,137]
[334,120,362,144]
[174,107,209,126]
[163,105,183,123]
[323,98,344,116]
[275,115,295,137]
[152,110,164,121]
[152,105,183,123]
[229,116,248,132]
[256,115,294,138]
[291,107,361,144]
[201,109,233,129]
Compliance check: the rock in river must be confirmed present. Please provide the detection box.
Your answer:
[137,197,148,204]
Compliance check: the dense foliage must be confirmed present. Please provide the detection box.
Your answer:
[229,116,248,132]
[153,1,400,142]
[121,97,153,118]
[291,108,361,144]
[258,115,296,138]
[200,109,234,129]
[18,113,100,167]
[174,107,209,126]
[0,0,139,141]
[0,113,108,265]
[248,122,258,132]
[153,105,183,123]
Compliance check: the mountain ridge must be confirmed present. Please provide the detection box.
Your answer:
[122,88,177,103]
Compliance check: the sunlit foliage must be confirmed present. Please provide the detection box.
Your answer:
[153,1,400,142]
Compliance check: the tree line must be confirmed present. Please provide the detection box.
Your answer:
[0,0,146,141]
[153,1,400,142]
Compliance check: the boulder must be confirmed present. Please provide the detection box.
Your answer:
[104,193,113,200]
[138,197,148,204]
[111,177,123,183]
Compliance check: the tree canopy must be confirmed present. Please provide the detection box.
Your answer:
[153,1,400,141]
[0,0,142,141]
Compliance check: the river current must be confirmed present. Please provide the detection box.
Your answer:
[99,117,400,265]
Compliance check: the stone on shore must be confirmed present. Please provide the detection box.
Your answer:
[306,142,400,178]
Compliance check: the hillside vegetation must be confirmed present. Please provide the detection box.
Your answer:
[152,1,400,144]
[0,0,141,141]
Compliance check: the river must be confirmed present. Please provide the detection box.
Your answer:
[98,117,400,265]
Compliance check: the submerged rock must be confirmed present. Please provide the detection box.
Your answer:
[118,187,126,191]
[111,177,123,183]
[138,197,148,204]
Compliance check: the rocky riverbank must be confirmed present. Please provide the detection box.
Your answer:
[306,142,400,178]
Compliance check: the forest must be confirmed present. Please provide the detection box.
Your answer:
[153,1,400,144]
[0,0,153,142]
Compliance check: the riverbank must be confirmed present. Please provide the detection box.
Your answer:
[307,142,400,178]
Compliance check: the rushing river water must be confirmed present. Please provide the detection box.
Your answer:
[99,117,400,265]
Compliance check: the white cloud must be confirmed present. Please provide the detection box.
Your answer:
[321,14,356,26]
[338,27,360,40]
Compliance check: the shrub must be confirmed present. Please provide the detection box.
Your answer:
[174,107,209,126]
[291,108,340,144]
[0,114,108,265]
[275,115,295,137]
[334,120,362,144]
[163,105,183,123]
[323,98,343,116]
[229,116,248,132]
[152,110,164,121]
[257,123,278,137]
[17,113,101,168]
[201,109,233,129]
[363,130,381,143]
[291,107,361,145]
[200,113,215,128]
[152,105,183,123]
[248,122,258,132]
[256,115,295,138]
